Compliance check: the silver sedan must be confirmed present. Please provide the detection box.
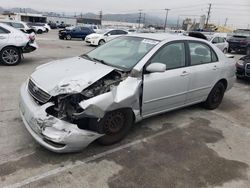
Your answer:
[20,33,235,153]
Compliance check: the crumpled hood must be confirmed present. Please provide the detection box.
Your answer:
[31,57,114,96]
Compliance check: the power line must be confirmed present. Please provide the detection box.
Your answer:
[138,9,143,29]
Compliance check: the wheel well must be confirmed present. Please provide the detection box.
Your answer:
[1,45,22,53]
[109,108,136,123]
[218,79,228,90]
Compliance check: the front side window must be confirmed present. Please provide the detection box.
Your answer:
[85,36,159,70]
[150,42,186,70]
[212,37,219,44]
[189,42,217,65]
[219,37,225,43]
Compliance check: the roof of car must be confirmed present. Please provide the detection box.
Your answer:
[128,33,204,42]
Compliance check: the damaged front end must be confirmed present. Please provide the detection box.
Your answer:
[20,70,142,153]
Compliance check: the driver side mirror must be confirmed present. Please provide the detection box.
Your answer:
[146,63,166,73]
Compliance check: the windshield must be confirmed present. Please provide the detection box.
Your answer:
[83,36,159,70]
[96,29,110,34]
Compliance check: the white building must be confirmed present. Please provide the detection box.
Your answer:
[1,13,47,22]
[47,16,77,26]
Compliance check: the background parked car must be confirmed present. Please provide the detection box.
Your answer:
[227,34,250,54]
[48,22,58,29]
[58,26,95,40]
[188,32,229,53]
[85,29,128,46]
[0,23,38,65]
[27,22,47,34]
[236,55,250,79]
[0,20,36,34]
[207,35,229,53]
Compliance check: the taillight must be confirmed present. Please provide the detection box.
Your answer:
[240,40,247,45]
[29,35,35,41]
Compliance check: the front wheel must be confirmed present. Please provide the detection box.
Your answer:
[0,47,21,66]
[91,109,134,145]
[98,40,105,46]
[203,82,225,110]
[66,34,72,40]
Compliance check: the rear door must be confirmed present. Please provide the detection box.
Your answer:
[186,41,220,104]
[0,26,10,50]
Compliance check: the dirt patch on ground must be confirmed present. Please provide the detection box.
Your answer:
[106,118,248,188]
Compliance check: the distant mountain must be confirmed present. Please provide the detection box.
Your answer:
[82,12,166,26]
[0,7,173,26]
[0,7,40,14]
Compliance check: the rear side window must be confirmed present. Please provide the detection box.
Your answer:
[219,37,225,43]
[116,30,127,35]
[189,42,218,65]
[0,26,10,34]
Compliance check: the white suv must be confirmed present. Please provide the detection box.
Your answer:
[0,23,38,65]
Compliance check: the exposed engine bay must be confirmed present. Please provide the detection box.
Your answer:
[46,70,128,125]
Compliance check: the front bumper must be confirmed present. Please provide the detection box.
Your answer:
[236,64,250,78]
[19,81,102,153]
[85,38,99,46]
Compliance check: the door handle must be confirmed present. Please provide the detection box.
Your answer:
[180,71,189,76]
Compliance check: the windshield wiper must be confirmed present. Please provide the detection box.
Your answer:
[81,54,93,61]
[92,58,109,66]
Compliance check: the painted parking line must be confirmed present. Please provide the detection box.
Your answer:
[3,122,189,188]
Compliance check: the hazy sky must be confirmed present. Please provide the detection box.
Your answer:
[1,0,249,28]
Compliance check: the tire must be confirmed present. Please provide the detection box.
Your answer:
[98,40,105,45]
[37,29,43,34]
[246,47,250,55]
[228,47,232,53]
[223,48,227,54]
[203,82,225,110]
[66,34,72,40]
[0,46,21,66]
[91,109,134,145]
[45,28,49,32]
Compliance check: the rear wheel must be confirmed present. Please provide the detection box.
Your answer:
[91,109,134,145]
[0,46,21,66]
[203,82,225,110]
[223,48,228,54]
[37,29,43,34]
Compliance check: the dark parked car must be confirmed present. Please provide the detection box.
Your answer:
[48,22,57,29]
[236,55,250,79]
[227,29,250,54]
[58,26,95,40]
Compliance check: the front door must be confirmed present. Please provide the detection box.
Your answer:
[142,42,190,117]
[0,26,9,50]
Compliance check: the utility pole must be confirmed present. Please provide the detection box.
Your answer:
[164,8,170,32]
[143,13,146,28]
[205,3,212,29]
[99,10,103,27]
[138,9,143,29]
[224,18,228,27]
